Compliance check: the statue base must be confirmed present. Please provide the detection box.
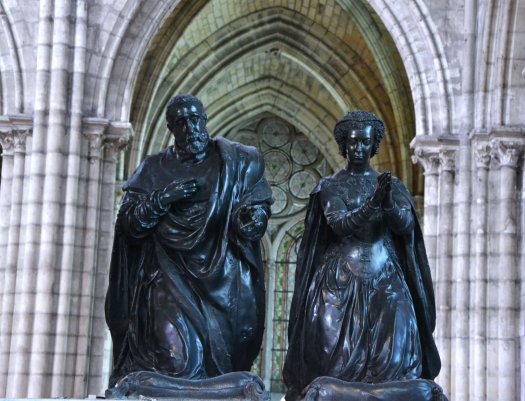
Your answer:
[300,377,448,401]
[106,371,269,400]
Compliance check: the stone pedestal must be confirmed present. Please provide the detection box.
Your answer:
[106,371,269,401]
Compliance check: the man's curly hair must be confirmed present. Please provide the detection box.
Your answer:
[333,110,385,158]
[165,94,206,126]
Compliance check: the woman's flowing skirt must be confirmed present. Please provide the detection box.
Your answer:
[302,243,423,383]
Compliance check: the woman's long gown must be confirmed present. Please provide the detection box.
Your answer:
[300,171,422,383]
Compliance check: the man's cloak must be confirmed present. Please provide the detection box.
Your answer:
[105,138,272,385]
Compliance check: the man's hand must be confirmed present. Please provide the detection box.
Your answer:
[370,171,392,208]
[159,179,199,207]
[238,205,267,239]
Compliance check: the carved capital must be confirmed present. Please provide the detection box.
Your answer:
[104,122,133,163]
[13,129,30,154]
[104,135,129,163]
[0,114,33,156]
[474,143,491,169]
[0,130,31,155]
[438,149,457,173]
[83,119,132,163]
[490,139,522,168]
[0,132,14,156]
[83,118,109,162]
[412,148,440,176]
[87,133,105,161]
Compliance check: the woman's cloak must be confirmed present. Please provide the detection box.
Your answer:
[283,178,441,395]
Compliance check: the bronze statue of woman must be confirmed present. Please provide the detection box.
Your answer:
[283,111,446,401]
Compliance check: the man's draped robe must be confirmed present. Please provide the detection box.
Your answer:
[105,138,272,386]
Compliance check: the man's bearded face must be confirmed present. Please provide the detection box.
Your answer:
[170,103,210,155]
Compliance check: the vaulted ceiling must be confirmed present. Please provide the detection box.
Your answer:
[126,0,419,194]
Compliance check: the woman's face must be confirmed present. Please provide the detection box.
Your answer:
[345,124,374,166]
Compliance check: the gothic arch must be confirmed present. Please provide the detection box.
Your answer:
[130,8,401,167]
[86,0,206,119]
[361,0,454,136]
[87,0,455,137]
[0,1,25,114]
[88,0,456,206]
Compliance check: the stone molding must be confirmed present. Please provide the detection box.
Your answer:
[410,136,460,175]
[0,114,33,156]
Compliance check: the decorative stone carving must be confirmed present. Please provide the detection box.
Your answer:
[289,170,316,199]
[265,149,293,184]
[12,130,29,154]
[0,132,15,156]
[291,138,319,166]
[104,136,129,163]
[474,144,491,169]
[0,115,33,156]
[490,139,522,168]
[83,118,108,162]
[0,130,30,156]
[262,118,291,148]
[271,186,288,214]
[411,148,440,175]
[104,122,132,163]
[438,149,456,173]
[83,119,131,163]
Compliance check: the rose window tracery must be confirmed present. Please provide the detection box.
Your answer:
[226,115,333,391]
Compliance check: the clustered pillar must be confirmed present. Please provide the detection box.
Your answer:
[471,143,490,401]
[489,139,520,401]
[412,134,524,401]
[0,118,31,394]
[0,2,130,396]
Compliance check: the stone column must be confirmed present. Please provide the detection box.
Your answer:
[50,0,87,395]
[434,149,456,394]
[7,0,54,394]
[263,257,276,391]
[489,139,521,401]
[470,143,491,401]
[85,124,130,395]
[0,131,15,308]
[72,118,108,396]
[0,131,14,397]
[450,144,470,401]
[0,126,30,396]
[411,148,440,277]
[27,0,75,394]
[412,143,454,393]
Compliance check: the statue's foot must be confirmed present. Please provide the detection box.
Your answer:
[301,377,449,401]
[106,370,269,400]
